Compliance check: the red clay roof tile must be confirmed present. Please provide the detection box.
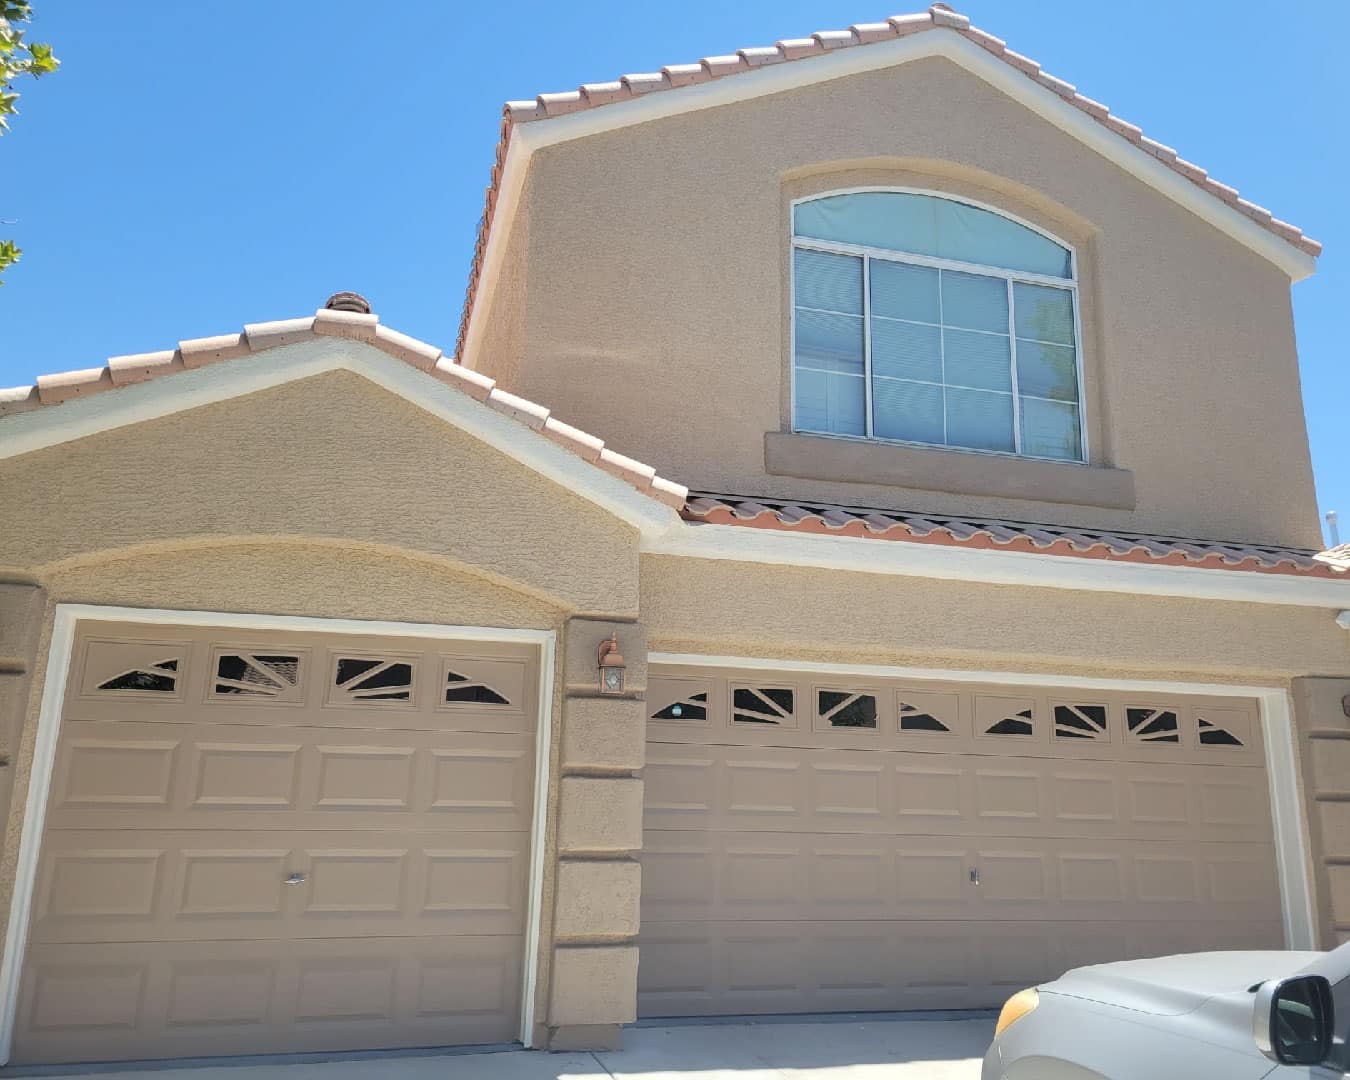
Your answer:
[682,493,1344,579]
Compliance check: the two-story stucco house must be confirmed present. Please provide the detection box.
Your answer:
[0,3,1348,1067]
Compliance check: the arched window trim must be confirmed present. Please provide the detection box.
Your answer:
[789,186,1088,464]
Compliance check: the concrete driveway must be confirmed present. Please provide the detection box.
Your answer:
[11,1016,995,1079]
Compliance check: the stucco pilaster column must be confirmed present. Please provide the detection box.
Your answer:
[546,616,646,1052]
[1292,676,1350,948]
[0,577,46,841]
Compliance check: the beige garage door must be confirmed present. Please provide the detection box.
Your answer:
[639,664,1283,1017]
[14,620,539,1065]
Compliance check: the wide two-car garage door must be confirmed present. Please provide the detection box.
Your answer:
[15,621,539,1064]
[639,664,1282,1017]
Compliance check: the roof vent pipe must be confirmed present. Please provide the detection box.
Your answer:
[1328,510,1341,547]
[324,291,372,315]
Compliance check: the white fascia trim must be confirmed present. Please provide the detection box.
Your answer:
[0,338,679,540]
[642,522,1350,609]
[650,651,1316,951]
[460,30,1313,366]
[0,605,559,1062]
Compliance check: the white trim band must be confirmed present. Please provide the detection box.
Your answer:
[642,522,1350,609]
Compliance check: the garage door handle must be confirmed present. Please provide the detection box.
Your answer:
[284,872,307,886]
[970,868,980,886]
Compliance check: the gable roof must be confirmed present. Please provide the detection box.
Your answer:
[0,305,689,511]
[456,2,1321,361]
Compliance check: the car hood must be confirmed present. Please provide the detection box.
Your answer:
[1044,951,1326,1016]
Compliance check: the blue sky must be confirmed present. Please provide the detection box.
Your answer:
[3,1,1345,546]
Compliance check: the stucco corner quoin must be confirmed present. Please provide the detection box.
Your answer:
[456,9,1321,369]
[0,606,558,1064]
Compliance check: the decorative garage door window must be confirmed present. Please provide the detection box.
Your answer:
[899,696,953,733]
[732,686,794,726]
[212,651,304,701]
[977,696,1036,737]
[1053,703,1108,741]
[818,689,877,728]
[444,669,510,705]
[97,657,179,693]
[645,666,1263,766]
[651,691,709,721]
[1197,711,1247,747]
[1127,707,1179,744]
[332,657,415,703]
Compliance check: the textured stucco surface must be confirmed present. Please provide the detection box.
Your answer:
[639,555,1350,684]
[0,370,640,614]
[479,56,1319,547]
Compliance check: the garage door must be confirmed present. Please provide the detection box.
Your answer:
[639,664,1282,1017]
[14,620,539,1064]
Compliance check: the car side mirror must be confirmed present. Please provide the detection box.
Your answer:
[1254,974,1334,1066]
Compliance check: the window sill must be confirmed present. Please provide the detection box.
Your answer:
[764,431,1136,510]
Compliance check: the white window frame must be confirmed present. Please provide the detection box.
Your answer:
[789,187,1089,465]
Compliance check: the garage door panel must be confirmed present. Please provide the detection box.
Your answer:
[641,663,1280,1019]
[17,935,521,1064]
[643,830,1277,924]
[637,918,1286,1017]
[645,743,1272,843]
[18,621,541,1064]
[47,722,534,833]
[31,830,528,944]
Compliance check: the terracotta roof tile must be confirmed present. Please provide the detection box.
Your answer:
[179,332,250,368]
[1315,544,1350,572]
[244,316,315,351]
[372,324,442,371]
[107,349,183,386]
[487,387,549,430]
[312,307,379,342]
[36,366,114,405]
[542,416,605,462]
[455,3,1323,357]
[0,308,686,511]
[0,385,41,416]
[432,356,494,400]
[682,492,1344,579]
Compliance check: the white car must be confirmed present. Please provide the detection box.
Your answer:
[984,943,1350,1079]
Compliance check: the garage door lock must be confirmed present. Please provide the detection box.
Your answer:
[284,872,307,886]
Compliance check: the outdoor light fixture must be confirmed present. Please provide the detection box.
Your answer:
[597,632,626,696]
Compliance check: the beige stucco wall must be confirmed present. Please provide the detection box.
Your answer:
[0,371,640,614]
[640,555,1350,686]
[477,55,1320,548]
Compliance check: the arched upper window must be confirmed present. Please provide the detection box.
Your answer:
[792,191,1083,462]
